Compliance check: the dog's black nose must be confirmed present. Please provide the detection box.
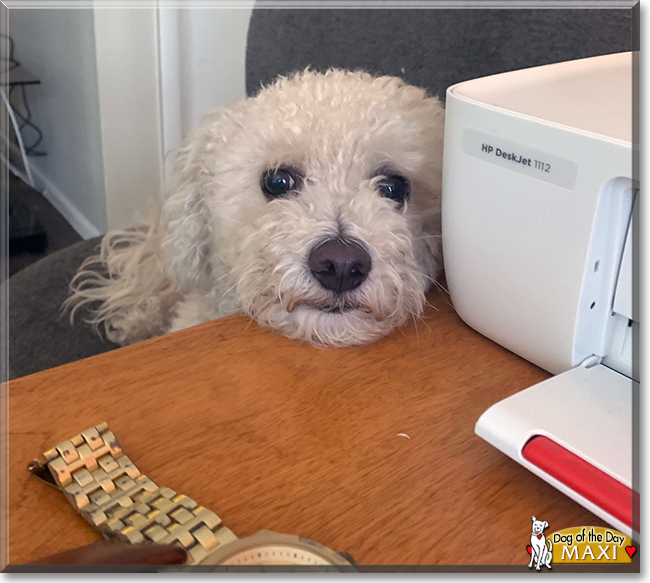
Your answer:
[308,238,372,293]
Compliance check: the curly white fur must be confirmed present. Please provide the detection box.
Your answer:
[66,69,445,347]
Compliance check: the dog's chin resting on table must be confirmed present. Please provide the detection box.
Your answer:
[66,69,445,348]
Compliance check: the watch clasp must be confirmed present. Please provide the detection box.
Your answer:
[27,458,60,490]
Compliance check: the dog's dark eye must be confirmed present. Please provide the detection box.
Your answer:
[261,167,301,199]
[377,174,410,204]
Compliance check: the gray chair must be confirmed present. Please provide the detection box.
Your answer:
[8,7,633,379]
[246,8,633,102]
[9,236,111,379]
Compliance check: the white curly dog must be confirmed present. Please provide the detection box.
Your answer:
[67,69,445,348]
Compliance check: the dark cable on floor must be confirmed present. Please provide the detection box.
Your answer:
[0,33,47,158]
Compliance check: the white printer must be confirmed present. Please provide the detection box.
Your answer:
[442,52,638,538]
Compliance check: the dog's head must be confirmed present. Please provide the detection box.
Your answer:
[162,69,444,346]
[531,517,549,535]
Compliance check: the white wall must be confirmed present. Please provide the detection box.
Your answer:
[94,7,164,230]
[8,6,252,235]
[158,7,253,156]
[8,8,107,237]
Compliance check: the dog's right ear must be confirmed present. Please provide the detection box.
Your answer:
[532,516,536,522]
[160,124,222,292]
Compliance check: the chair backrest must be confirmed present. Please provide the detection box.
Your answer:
[246,8,633,101]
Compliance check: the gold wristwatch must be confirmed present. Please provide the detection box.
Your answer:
[28,423,355,569]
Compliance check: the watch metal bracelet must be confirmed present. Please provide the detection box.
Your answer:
[28,422,237,565]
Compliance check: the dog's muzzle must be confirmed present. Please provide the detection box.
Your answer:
[308,237,372,293]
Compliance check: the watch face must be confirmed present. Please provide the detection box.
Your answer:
[200,531,354,568]
[220,543,334,566]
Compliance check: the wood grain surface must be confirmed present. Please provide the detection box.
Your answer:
[7,289,610,567]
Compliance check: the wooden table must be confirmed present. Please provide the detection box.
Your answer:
[7,289,611,568]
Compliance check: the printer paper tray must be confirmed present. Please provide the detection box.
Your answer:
[475,363,637,538]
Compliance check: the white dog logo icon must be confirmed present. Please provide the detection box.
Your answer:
[528,516,553,570]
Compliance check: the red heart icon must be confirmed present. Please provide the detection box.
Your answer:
[537,534,542,539]
[526,545,532,555]
[625,546,637,558]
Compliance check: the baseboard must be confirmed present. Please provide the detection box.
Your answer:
[25,164,103,240]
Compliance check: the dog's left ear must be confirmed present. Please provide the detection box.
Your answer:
[544,521,548,528]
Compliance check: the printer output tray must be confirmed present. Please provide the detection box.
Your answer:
[475,363,637,538]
